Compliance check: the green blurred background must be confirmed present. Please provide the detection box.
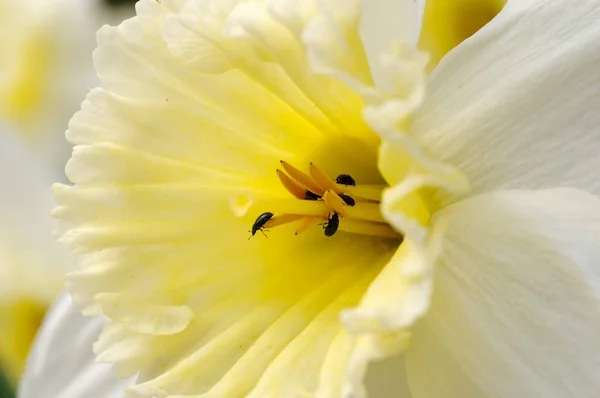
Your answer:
[0,372,12,398]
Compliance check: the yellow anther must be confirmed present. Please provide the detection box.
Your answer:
[265,214,306,228]
[294,216,324,235]
[280,160,324,195]
[277,169,308,200]
[323,190,349,217]
[255,161,391,239]
[309,163,343,194]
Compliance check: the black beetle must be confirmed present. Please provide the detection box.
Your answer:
[323,213,340,237]
[304,190,322,201]
[335,174,356,186]
[338,194,355,206]
[249,212,274,238]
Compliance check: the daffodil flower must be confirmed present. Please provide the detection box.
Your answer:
[20,0,600,397]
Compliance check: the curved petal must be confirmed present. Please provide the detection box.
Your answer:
[360,0,424,91]
[406,188,600,398]
[417,0,505,71]
[19,292,134,398]
[412,0,600,205]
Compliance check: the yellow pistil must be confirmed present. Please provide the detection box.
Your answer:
[256,162,400,239]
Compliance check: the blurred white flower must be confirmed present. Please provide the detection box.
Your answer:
[0,133,68,384]
[0,0,135,387]
[0,0,133,175]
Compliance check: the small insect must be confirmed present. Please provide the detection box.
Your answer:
[335,174,356,186]
[304,190,322,201]
[249,212,274,239]
[323,212,340,237]
[338,194,355,207]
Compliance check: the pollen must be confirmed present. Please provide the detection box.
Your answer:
[251,162,401,239]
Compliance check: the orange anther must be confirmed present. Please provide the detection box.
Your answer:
[277,169,308,200]
[265,213,305,228]
[280,161,325,195]
[309,163,342,194]
[294,216,323,235]
[323,190,349,217]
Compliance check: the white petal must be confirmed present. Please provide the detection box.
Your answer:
[342,239,432,334]
[406,188,600,398]
[411,0,600,204]
[365,355,412,398]
[19,292,134,398]
[360,0,424,91]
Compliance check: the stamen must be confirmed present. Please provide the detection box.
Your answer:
[338,185,383,202]
[265,214,305,228]
[323,190,350,217]
[344,203,386,223]
[277,169,311,200]
[249,162,400,240]
[280,161,325,195]
[309,163,343,195]
[267,198,329,216]
[294,216,324,235]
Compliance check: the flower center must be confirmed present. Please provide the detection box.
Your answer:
[249,161,400,240]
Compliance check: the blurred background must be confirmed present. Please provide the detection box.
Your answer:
[0,0,136,396]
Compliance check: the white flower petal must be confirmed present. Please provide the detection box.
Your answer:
[412,0,600,204]
[360,0,424,92]
[365,355,412,398]
[342,239,432,334]
[161,0,239,74]
[97,292,194,336]
[19,292,134,398]
[302,0,373,87]
[406,188,600,398]
[340,239,432,398]
[222,0,373,143]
